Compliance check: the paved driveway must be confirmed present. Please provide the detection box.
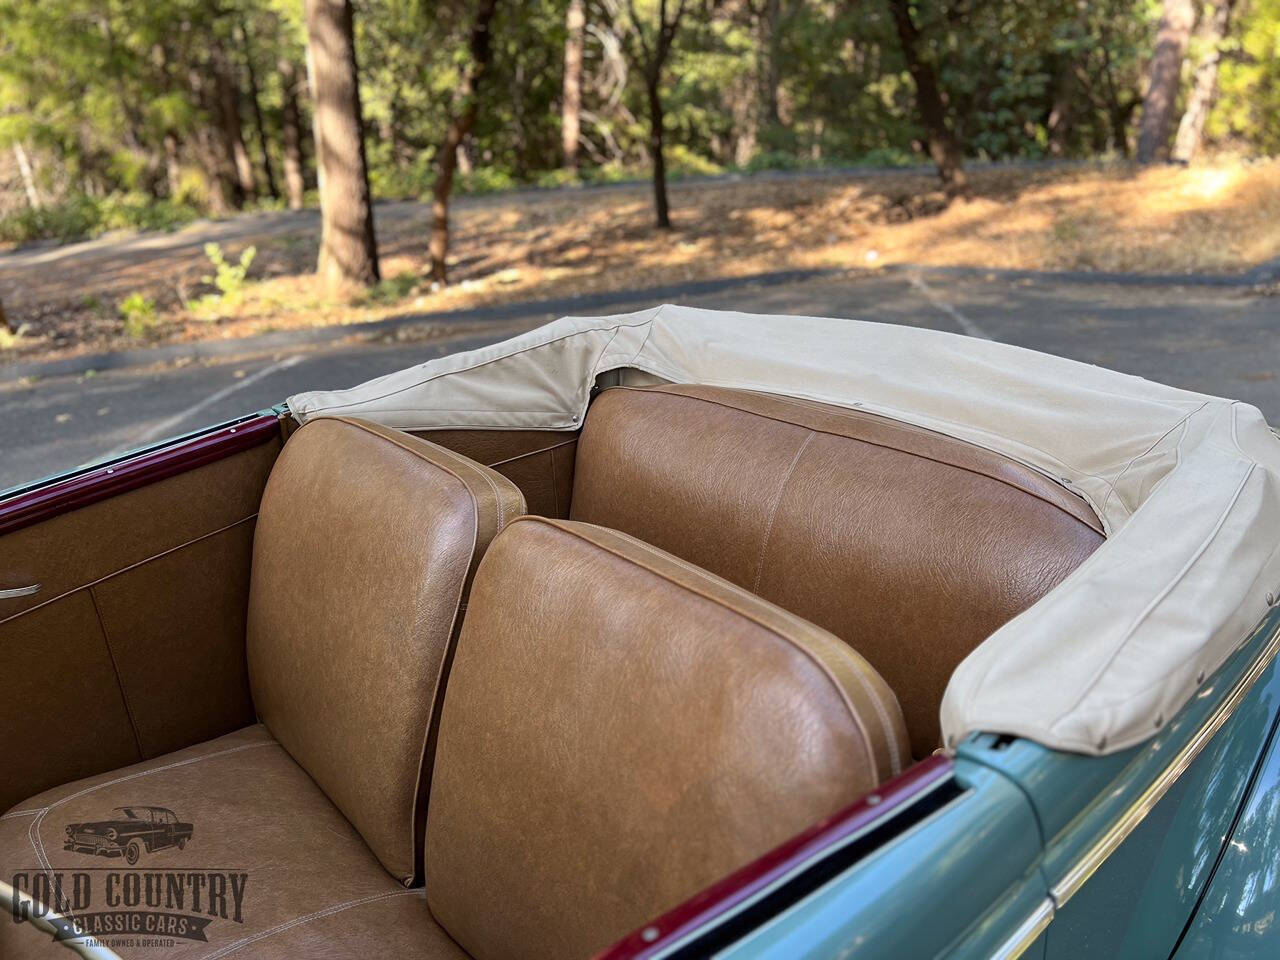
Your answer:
[1,269,1276,492]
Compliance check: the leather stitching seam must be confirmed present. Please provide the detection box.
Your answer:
[200,888,425,960]
[25,738,278,883]
[752,431,815,595]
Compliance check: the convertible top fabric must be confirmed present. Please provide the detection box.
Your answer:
[289,304,1280,755]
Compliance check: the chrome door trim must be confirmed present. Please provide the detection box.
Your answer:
[1049,615,1280,909]
[0,583,41,599]
[992,897,1054,960]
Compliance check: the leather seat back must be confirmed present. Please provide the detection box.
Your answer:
[247,416,524,884]
[570,385,1105,756]
[425,516,909,960]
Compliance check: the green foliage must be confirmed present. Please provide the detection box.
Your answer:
[117,293,158,339]
[0,193,198,246]
[1211,0,1280,153]
[457,166,519,195]
[201,243,257,303]
[361,271,420,304]
[0,0,1268,250]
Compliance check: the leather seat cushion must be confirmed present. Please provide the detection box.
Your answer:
[425,517,909,960]
[247,417,524,883]
[570,385,1105,757]
[0,726,468,960]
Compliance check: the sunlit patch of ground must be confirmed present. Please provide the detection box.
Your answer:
[2,158,1277,364]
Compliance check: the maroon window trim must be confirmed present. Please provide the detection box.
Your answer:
[595,754,955,960]
[0,413,281,538]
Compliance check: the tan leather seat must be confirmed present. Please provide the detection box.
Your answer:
[425,517,910,960]
[0,417,522,959]
[570,385,1105,757]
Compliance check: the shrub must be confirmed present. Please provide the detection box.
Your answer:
[361,271,420,304]
[456,166,518,195]
[0,192,199,246]
[744,150,801,173]
[533,168,583,190]
[201,242,257,303]
[118,293,158,339]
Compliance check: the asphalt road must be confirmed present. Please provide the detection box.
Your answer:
[1,269,1276,492]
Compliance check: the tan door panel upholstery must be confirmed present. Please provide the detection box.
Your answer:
[426,517,909,960]
[248,417,525,884]
[0,440,279,812]
[410,428,578,518]
[570,385,1105,757]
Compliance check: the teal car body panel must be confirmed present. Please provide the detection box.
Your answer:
[716,763,1047,960]
[1172,678,1280,959]
[692,607,1280,959]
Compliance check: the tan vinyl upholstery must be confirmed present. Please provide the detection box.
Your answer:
[0,417,523,959]
[0,727,468,960]
[425,517,909,960]
[247,416,524,883]
[570,385,1105,757]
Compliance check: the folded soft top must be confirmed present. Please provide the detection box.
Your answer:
[289,304,1280,755]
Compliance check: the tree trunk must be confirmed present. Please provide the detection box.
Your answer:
[429,0,499,284]
[759,0,783,130]
[0,297,11,335]
[279,57,308,210]
[12,144,41,211]
[1136,0,1196,163]
[188,67,236,214]
[562,0,585,171]
[1046,59,1074,157]
[886,0,966,193]
[210,38,257,205]
[1172,0,1236,162]
[646,77,672,228]
[163,131,182,198]
[306,0,379,289]
[241,20,280,200]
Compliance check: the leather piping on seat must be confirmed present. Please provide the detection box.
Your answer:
[324,416,522,886]
[530,518,906,777]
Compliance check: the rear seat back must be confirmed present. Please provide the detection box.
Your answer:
[247,416,524,884]
[425,517,909,960]
[570,385,1105,757]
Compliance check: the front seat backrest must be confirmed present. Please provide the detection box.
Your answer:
[247,416,524,884]
[570,385,1105,757]
[425,516,909,960]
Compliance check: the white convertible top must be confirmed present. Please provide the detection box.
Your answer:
[289,304,1280,755]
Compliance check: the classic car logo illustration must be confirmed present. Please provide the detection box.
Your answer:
[63,805,192,865]
[10,806,249,948]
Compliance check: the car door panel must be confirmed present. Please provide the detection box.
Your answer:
[714,762,1047,959]
[960,606,1280,960]
[0,591,142,811]
[1172,699,1280,959]
[0,414,282,812]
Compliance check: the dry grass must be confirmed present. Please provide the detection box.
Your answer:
[2,158,1277,364]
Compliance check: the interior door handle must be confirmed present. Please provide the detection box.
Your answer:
[0,584,41,600]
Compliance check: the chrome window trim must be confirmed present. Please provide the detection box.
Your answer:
[1050,614,1280,909]
[991,897,1055,960]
